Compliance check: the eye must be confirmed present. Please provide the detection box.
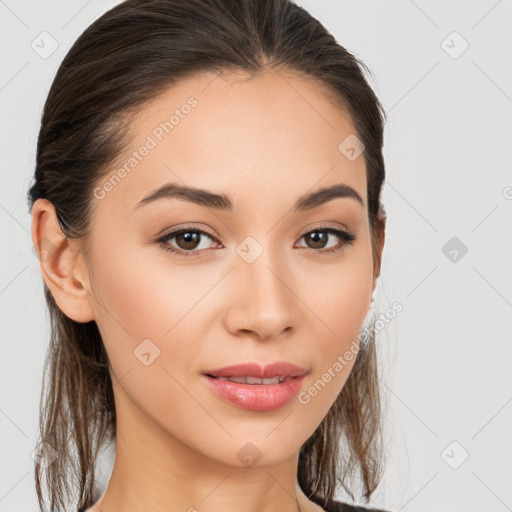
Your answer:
[295,225,356,255]
[157,228,219,258]
[156,225,356,258]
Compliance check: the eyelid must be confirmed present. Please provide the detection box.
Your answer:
[156,223,218,240]
[299,221,350,236]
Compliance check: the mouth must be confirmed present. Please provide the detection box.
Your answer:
[202,361,309,380]
[205,374,295,385]
[201,362,309,411]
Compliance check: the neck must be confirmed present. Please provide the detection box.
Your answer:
[90,384,323,512]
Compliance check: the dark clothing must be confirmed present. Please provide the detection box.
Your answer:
[324,500,390,512]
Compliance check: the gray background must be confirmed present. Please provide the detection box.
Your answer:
[1,0,511,510]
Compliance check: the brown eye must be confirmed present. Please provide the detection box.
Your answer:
[175,231,202,250]
[157,228,217,257]
[157,225,356,259]
[297,227,356,253]
[304,230,329,249]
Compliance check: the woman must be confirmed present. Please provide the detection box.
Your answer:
[28,0,391,511]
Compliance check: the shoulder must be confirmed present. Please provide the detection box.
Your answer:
[323,499,392,512]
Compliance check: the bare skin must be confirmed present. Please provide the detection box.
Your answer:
[32,68,385,512]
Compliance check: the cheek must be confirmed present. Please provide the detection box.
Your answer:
[296,245,374,408]
[305,245,374,342]
[87,236,228,391]
[87,247,219,437]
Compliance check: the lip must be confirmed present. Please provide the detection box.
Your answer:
[203,375,307,411]
[202,362,309,411]
[203,362,308,379]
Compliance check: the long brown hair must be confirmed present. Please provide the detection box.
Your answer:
[27,0,387,510]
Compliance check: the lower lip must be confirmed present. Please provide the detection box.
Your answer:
[203,375,306,411]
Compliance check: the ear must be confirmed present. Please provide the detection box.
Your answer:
[372,208,386,293]
[31,199,95,323]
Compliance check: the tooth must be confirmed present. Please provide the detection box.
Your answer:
[214,376,287,384]
[245,376,263,384]
[227,376,248,384]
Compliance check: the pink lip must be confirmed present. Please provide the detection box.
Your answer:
[202,362,309,411]
[203,375,307,411]
[203,362,308,379]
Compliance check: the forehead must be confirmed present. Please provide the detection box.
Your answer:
[97,68,367,215]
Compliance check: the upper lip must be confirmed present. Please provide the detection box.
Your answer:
[203,362,309,379]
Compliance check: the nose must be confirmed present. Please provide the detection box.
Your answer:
[223,248,299,341]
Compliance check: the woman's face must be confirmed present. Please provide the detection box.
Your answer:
[72,69,378,467]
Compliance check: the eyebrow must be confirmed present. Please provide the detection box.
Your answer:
[134,182,364,211]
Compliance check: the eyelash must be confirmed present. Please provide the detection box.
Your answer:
[156,225,356,258]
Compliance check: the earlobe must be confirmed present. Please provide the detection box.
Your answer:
[31,199,95,323]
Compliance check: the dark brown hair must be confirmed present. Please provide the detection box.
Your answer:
[27,1,387,510]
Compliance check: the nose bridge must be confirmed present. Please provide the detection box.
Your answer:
[237,232,290,295]
[227,235,298,338]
